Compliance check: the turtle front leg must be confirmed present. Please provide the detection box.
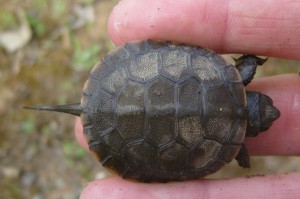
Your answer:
[234,55,267,85]
[235,144,250,168]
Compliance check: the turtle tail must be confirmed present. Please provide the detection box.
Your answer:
[23,103,82,116]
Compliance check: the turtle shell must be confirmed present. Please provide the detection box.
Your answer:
[80,40,247,182]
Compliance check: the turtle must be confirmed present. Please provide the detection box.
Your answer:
[25,40,280,182]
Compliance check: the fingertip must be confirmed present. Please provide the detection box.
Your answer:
[108,0,207,46]
[108,0,148,46]
[107,1,123,45]
[80,180,104,199]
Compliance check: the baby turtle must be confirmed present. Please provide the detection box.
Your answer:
[25,40,280,182]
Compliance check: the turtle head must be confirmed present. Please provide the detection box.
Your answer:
[258,94,280,131]
[23,103,83,116]
[246,91,280,137]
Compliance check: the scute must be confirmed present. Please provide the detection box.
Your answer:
[158,143,188,171]
[101,67,127,94]
[82,77,99,97]
[224,65,242,82]
[177,77,204,147]
[228,119,247,144]
[116,81,145,142]
[124,41,149,54]
[103,46,130,64]
[229,83,247,111]
[178,116,204,147]
[205,117,234,141]
[191,54,221,83]
[160,50,189,81]
[102,128,124,153]
[127,52,159,82]
[218,145,241,163]
[87,89,114,132]
[102,157,126,175]
[81,40,247,182]
[203,84,238,117]
[188,140,223,170]
[124,142,157,171]
[147,77,176,146]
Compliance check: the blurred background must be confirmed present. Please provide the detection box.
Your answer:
[0,0,299,198]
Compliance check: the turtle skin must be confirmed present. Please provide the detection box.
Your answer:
[80,40,248,182]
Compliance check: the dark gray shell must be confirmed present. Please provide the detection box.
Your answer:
[80,40,247,182]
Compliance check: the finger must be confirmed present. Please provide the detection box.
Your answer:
[80,173,300,199]
[108,0,300,59]
[245,74,300,155]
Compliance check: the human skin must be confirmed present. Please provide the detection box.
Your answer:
[77,0,300,198]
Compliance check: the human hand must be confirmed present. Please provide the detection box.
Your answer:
[76,0,300,198]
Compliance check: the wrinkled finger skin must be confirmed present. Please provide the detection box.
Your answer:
[77,0,300,198]
[109,0,300,59]
[80,174,300,199]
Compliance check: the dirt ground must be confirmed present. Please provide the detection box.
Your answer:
[0,1,299,199]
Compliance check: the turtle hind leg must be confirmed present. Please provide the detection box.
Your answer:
[235,144,250,168]
[234,55,267,85]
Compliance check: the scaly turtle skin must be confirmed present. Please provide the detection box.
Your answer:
[25,40,280,182]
